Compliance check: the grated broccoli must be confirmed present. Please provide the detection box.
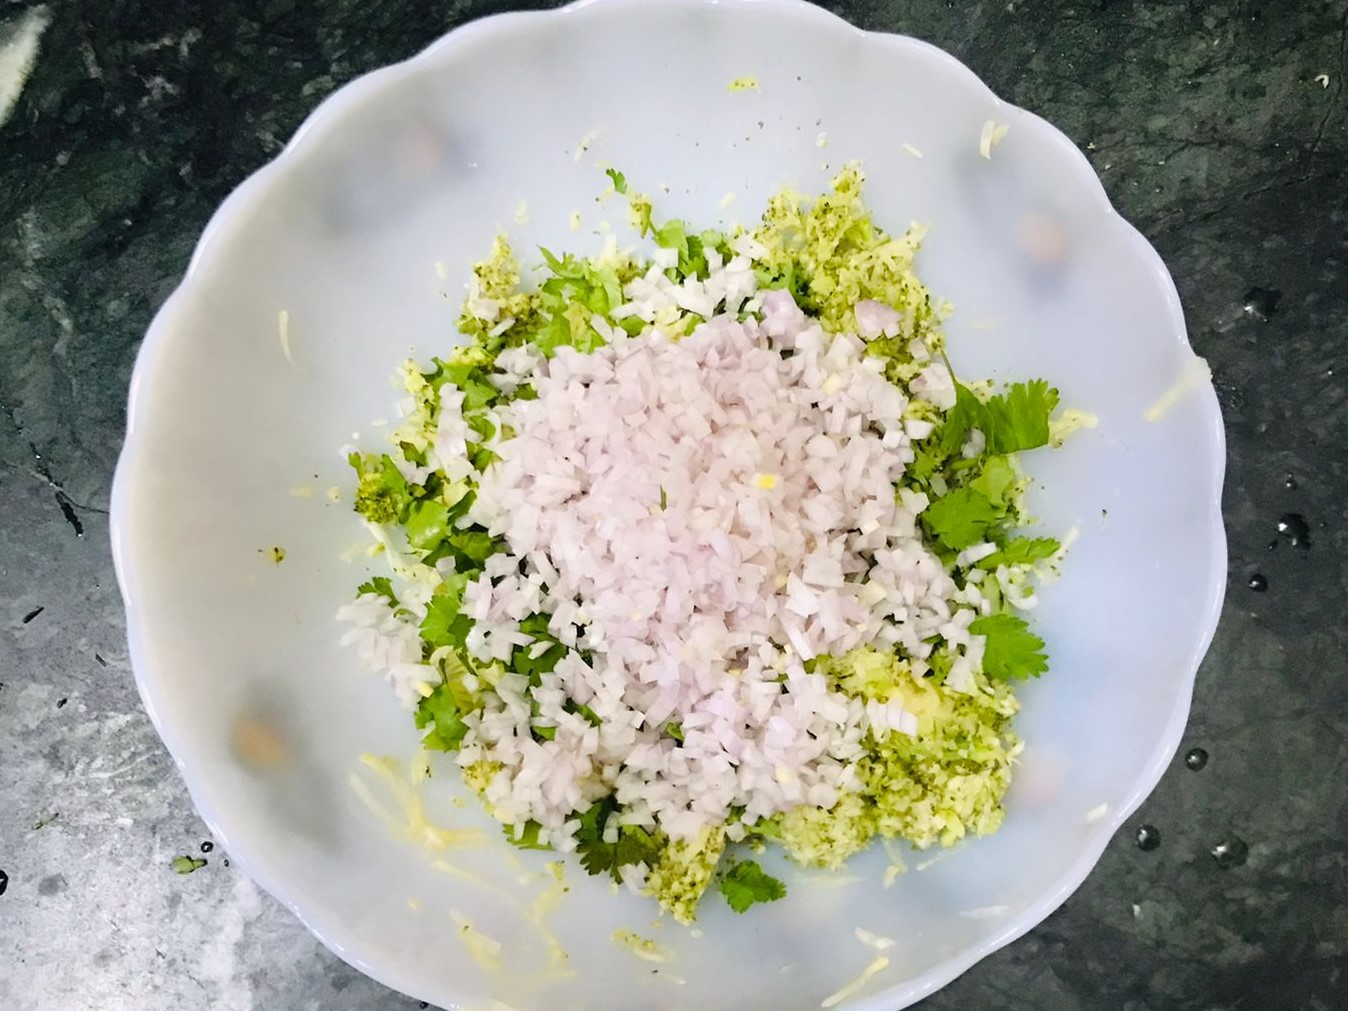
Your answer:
[775,668,1020,864]
[752,163,947,354]
[456,236,541,351]
[645,825,726,924]
[862,679,1020,849]
[777,791,875,870]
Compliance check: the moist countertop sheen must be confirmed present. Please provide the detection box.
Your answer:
[1,1,1345,1008]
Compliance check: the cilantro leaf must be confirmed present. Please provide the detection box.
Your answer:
[414,681,469,751]
[907,443,945,482]
[420,572,473,652]
[653,219,688,256]
[970,613,1048,680]
[719,859,786,913]
[573,796,663,881]
[967,455,1017,511]
[406,500,452,551]
[464,412,496,445]
[982,537,1060,568]
[460,379,499,413]
[470,443,499,473]
[605,168,628,194]
[513,640,567,684]
[512,612,568,685]
[568,701,602,726]
[448,528,500,566]
[399,440,428,467]
[533,250,625,355]
[519,613,555,639]
[428,347,493,389]
[935,381,1059,459]
[936,384,988,458]
[423,527,501,577]
[922,487,999,550]
[981,380,1060,454]
[503,820,552,850]
[356,576,398,608]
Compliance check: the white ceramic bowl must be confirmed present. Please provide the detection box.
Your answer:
[111,1,1226,1008]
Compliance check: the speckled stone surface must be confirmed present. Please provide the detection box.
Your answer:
[1,1,1345,1008]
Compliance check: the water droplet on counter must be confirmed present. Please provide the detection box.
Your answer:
[1242,287,1282,321]
[1247,573,1268,592]
[1211,837,1249,869]
[1284,474,1298,490]
[1184,748,1209,771]
[0,869,7,896]
[200,841,214,854]
[1267,539,1279,551]
[1276,513,1311,548]
[1135,825,1161,851]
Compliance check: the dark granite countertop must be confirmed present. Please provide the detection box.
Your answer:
[1,1,1345,1008]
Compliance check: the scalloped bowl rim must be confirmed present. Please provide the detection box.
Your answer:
[109,1,1227,1007]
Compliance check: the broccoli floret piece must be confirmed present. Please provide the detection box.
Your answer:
[778,791,876,869]
[354,473,400,524]
[349,452,411,525]
[645,825,726,924]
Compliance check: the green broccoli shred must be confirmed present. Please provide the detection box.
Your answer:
[862,681,1020,849]
[775,662,1022,864]
[645,825,726,924]
[777,792,876,869]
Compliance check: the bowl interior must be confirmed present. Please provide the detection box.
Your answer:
[113,2,1225,1008]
